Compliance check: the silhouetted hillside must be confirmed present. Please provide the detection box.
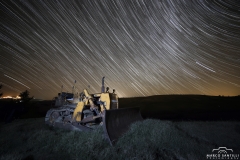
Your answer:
[1,95,239,122]
[119,95,240,121]
[0,99,52,123]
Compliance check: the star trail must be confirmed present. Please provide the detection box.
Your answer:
[1,0,240,99]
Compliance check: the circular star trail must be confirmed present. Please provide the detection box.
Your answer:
[1,0,240,99]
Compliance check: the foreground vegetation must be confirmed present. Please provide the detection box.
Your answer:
[1,118,240,160]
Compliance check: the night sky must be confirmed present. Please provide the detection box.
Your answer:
[1,0,240,100]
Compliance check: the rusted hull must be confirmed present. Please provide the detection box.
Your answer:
[103,107,143,145]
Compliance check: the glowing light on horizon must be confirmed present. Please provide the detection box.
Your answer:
[1,95,21,99]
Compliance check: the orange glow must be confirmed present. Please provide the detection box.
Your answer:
[1,96,21,99]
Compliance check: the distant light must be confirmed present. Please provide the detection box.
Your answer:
[1,96,21,99]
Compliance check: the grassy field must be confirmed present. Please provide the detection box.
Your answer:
[1,118,240,160]
[0,95,239,159]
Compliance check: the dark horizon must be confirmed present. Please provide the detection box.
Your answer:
[1,93,239,101]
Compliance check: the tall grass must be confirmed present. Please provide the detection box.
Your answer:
[1,118,239,160]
